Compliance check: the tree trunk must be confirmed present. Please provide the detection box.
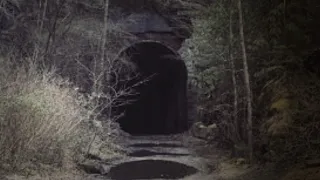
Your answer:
[229,2,240,143]
[237,0,253,162]
[39,0,48,35]
[93,0,109,93]
[102,0,111,118]
[101,0,109,79]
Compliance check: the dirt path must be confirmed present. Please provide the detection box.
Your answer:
[104,134,213,180]
[3,133,286,180]
[111,134,283,180]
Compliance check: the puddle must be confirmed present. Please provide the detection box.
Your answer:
[128,150,190,157]
[129,143,183,148]
[108,160,198,180]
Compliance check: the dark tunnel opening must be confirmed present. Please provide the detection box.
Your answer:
[114,41,189,135]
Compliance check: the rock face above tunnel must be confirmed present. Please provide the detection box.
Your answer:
[109,0,193,50]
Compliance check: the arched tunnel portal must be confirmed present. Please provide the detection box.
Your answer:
[115,41,189,135]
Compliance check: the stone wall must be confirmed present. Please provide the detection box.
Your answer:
[109,0,192,50]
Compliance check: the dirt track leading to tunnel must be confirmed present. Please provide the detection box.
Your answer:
[2,133,284,180]
[105,134,214,180]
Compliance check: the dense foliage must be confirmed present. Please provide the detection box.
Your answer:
[182,0,320,162]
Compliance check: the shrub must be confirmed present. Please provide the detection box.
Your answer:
[0,57,90,170]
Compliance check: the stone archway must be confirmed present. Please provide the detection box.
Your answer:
[115,41,188,135]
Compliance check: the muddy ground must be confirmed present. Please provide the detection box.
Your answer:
[2,133,316,180]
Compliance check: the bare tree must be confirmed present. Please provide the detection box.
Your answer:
[237,0,253,162]
[229,0,240,143]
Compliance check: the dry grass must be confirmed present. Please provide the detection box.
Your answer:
[0,0,141,177]
[0,57,92,172]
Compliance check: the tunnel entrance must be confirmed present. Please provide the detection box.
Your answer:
[115,41,188,135]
